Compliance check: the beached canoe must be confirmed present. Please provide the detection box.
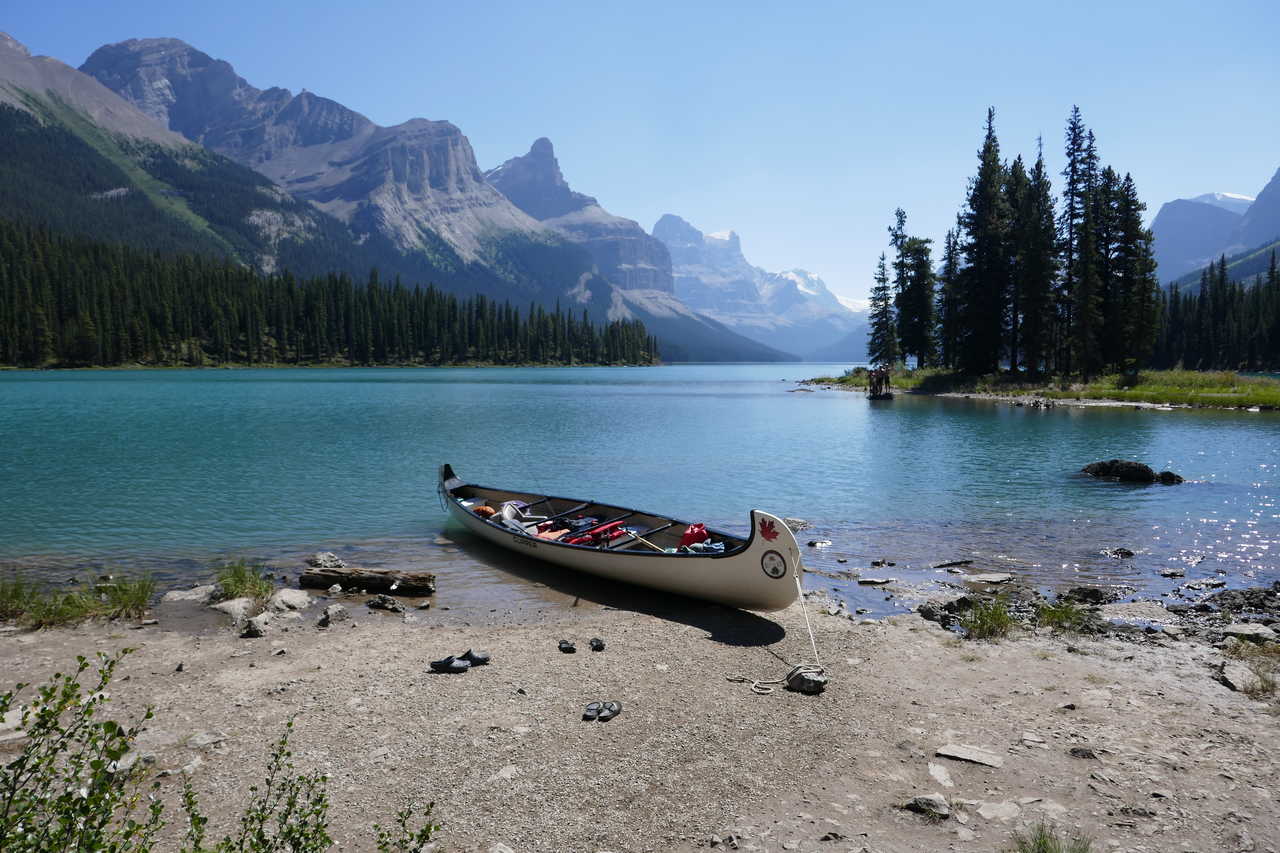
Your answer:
[439,464,803,611]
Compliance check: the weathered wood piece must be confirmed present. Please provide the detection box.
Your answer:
[299,567,436,596]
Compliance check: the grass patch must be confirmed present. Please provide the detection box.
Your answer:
[1006,821,1093,852]
[1036,600,1087,633]
[1043,370,1280,408]
[0,572,155,628]
[1226,641,1280,700]
[803,367,1280,408]
[960,596,1016,641]
[215,560,275,602]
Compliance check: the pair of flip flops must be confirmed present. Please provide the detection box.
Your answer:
[429,648,491,673]
[558,637,606,653]
[582,700,622,722]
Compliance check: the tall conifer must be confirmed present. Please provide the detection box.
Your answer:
[866,253,899,366]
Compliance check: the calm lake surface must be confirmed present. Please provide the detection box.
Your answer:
[1,365,1277,611]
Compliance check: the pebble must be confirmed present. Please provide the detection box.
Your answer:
[902,793,950,820]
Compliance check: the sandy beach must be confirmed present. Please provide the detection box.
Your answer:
[3,579,1278,853]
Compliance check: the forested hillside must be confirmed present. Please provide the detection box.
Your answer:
[0,219,658,367]
[1153,251,1280,371]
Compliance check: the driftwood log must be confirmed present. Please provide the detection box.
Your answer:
[299,567,436,596]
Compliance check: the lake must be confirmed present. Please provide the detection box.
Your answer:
[1,365,1277,612]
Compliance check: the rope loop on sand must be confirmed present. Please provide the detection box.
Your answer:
[726,558,827,695]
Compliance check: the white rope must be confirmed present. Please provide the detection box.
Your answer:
[726,555,826,694]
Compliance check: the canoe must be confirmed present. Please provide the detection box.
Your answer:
[438,464,802,611]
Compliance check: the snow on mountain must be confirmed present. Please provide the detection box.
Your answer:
[1189,192,1255,216]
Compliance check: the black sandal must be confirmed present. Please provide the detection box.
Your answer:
[589,637,605,652]
[429,655,471,674]
[558,639,576,654]
[597,700,622,722]
[460,649,491,666]
[582,701,603,721]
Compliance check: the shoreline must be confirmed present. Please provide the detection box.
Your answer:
[3,584,1277,852]
[799,380,1276,412]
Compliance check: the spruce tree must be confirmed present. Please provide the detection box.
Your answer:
[935,227,961,370]
[1017,144,1058,378]
[866,253,899,367]
[956,107,1010,375]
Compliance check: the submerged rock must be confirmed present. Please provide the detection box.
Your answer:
[366,594,405,614]
[307,552,346,569]
[1060,586,1123,606]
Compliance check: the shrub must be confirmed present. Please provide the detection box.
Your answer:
[1006,821,1093,852]
[1,651,441,852]
[215,560,275,602]
[0,650,165,852]
[961,596,1016,641]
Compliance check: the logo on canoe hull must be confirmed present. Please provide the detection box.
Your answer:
[759,519,780,541]
[761,550,787,579]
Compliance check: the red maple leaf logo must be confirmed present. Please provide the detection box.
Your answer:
[759,519,779,541]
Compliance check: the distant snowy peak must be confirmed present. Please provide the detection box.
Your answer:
[1188,192,1254,216]
[836,293,869,314]
[651,213,862,359]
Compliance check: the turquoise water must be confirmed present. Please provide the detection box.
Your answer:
[1,365,1277,603]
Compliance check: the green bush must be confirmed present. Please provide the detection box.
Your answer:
[1,651,440,852]
[960,597,1016,641]
[215,561,275,602]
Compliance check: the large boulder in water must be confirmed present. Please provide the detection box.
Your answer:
[1082,459,1183,485]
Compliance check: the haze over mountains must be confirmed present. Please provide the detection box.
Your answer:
[0,31,871,361]
[1151,170,1280,285]
[651,214,865,359]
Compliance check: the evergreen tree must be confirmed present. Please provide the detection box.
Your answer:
[1016,144,1058,378]
[956,107,1010,375]
[935,227,961,370]
[866,253,899,367]
[1070,205,1104,379]
[888,210,936,367]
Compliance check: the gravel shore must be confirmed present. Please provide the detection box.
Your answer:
[2,587,1278,853]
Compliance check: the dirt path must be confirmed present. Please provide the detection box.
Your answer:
[2,595,1276,852]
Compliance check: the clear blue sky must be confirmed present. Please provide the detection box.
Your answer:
[8,0,1279,304]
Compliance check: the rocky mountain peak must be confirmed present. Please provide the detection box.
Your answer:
[0,32,185,146]
[484,137,597,221]
[0,32,31,57]
[652,214,703,249]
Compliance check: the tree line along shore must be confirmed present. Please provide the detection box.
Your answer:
[806,367,1280,409]
[866,106,1280,380]
[0,218,659,369]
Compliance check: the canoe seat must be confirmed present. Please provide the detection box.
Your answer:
[607,521,675,550]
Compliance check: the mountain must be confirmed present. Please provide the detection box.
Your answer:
[75,39,786,361]
[1234,168,1280,253]
[78,36,606,303]
[651,214,863,358]
[1189,192,1254,216]
[1150,199,1242,282]
[0,31,442,279]
[1158,170,1280,289]
[485,138,673,292]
